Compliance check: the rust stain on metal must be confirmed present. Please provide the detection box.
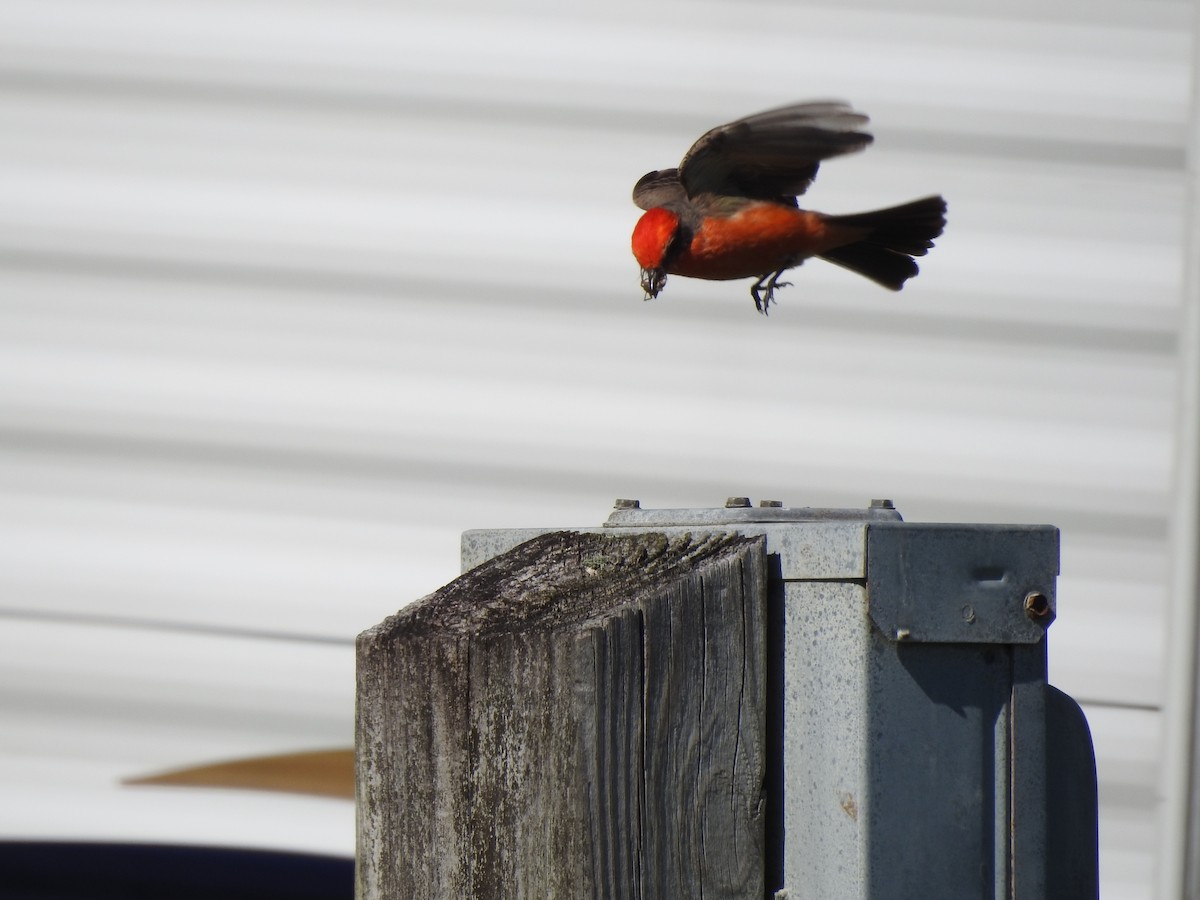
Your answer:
[839,791,858,821]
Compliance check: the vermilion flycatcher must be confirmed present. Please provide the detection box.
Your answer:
[631,101,946,313]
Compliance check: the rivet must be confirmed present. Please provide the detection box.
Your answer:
[759,500,783,508]
[613,499,640,510]
[870,499,895,509]
[725,497,752,508]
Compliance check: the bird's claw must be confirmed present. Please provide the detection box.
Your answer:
[750,271,793,314]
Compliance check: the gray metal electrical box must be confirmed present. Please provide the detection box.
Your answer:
[460,500,1098,900]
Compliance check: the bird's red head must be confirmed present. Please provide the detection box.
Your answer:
[632,207,680,270]
[632,207,680,299]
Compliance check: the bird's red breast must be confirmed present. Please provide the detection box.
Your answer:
[676,204,832,281]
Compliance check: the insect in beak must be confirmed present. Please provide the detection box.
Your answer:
[640,267,667,299]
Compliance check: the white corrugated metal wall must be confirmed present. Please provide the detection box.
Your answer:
[0,0,1191,895]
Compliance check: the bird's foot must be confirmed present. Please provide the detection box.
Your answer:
[750,271,793,314]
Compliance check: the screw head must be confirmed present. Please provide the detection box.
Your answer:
[613,498,640,510]
[759,500,783,508]
[870,499,895,509]
[725,496,752,508]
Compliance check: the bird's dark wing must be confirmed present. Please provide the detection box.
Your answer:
[632,168,688,211]
[677,101,873,201]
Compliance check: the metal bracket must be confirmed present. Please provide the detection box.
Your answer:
[866,523,1060,644]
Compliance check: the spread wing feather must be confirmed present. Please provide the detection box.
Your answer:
[676,101,873,201]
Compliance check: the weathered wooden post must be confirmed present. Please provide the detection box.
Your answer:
[357,529,767,897]
[357,500,1099,899]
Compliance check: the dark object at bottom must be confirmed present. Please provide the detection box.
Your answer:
[0,841,352,900]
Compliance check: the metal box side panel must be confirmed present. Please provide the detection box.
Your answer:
[864,639,1014,898]
[781,580,869,899]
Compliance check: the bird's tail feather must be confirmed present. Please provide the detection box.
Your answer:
[819,195,947,290]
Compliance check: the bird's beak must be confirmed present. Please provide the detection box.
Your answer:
[640,267,666,300]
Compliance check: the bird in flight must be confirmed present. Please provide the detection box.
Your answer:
[631,101,946,314]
